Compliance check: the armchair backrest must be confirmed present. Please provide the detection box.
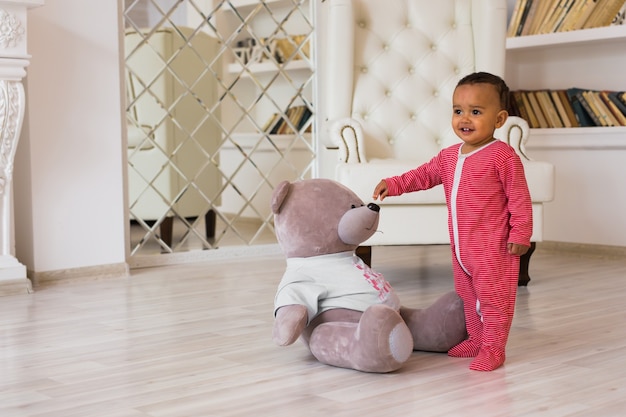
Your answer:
[326,0,507,163]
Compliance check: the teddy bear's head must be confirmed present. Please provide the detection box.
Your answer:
[271,179,380,258]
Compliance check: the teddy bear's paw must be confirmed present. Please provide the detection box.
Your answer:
[355,304,413,371]
[273,305,308,346]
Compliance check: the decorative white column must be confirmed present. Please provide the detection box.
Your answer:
[0,0,42,295]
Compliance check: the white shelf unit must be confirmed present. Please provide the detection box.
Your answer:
[505,25,626,150]
[217,0,315,219]
[505,25,626,247]
[506,24,626,50]
[227,59,311,77]
[218,0,313,136]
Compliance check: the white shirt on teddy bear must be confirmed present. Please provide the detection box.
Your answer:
[274,251,401,322]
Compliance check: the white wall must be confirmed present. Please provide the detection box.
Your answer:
[9,0,626,278]
[14,0,127,274]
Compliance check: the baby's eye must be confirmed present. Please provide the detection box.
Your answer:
[472,109,481,115]
[453,109,462,115]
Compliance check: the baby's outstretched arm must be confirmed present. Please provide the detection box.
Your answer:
[373,180,389,201]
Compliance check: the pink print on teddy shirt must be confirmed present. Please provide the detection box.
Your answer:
[354,259,393,301]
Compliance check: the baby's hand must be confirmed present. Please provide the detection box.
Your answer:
[507,243,529,256]
[373,180,389,201]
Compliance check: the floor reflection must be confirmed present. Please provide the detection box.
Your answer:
[129,213,278,256]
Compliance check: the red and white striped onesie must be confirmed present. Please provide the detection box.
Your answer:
[384,140,532,371]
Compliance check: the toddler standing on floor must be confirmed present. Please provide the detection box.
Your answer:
[372,72,532,371]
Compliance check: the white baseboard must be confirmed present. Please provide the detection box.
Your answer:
[0,278,33,296]
[538,241,626,259]
[30,262,129,288]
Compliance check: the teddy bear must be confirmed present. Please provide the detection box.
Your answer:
[270,178,467,373]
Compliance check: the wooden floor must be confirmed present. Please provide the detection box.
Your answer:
[1,245,626,417]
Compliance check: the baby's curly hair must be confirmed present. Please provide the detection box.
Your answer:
[457,72,510,111]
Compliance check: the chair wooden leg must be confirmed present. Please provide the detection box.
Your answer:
[355,245,372,267]
[518,242,536,287]
[205,209,216,239]
[159,216,174,248]
[358,243,535,286]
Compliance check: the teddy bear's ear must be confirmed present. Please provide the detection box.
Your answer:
[271,180,291,214]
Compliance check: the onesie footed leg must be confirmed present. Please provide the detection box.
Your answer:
[470,346,506,371]
[308,304,413,373]
[400,291,467,352]
[273,305,308,346]
[467,297,514,371]
[448,298,484,358]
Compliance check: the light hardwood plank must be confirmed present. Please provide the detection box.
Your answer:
[1,245,626,416]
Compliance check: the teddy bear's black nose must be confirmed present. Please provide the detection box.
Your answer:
[367,203,380,212]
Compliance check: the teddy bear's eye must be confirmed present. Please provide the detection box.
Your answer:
[350,204,364,209]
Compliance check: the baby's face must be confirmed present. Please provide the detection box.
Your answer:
[452,83,508,152]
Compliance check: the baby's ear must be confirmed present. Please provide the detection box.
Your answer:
[496,109,509,128]
[271,181,291,214]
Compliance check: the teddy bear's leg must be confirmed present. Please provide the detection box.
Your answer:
[400,290,467,352]
[273,305,308,346]
[307,304,413,373]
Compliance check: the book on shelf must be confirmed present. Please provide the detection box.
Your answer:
[549,90,574,127]
[527,91,550,128]
[527,0,561,35]
[510,88,626,128]
[533,0,563,34]
[517,91,541,128]
[582,0,626,29]
[555,89,581,127]
[507,0,625,36]
[540,0,576,34]
[578,90,610,126]
[587,90,621,125]
[560,0,598,31]
[263,105,312,135]
[262,112,282,133]
[566,87,598,126]
[607,91,626,119]
[536,90,565,127]
[520,0,542,36]
[600,91,626,125]
[577,90,604,125]
[507,0,531,37]
[553,0,579,32]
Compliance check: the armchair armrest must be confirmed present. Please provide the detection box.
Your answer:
[495,115,531,161]
[328,118,368,163]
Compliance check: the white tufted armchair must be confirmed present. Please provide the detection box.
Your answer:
[323,0,554,285]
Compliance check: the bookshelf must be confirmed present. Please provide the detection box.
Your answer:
[504,7,626,247]
[218,0,314,137]
[217,0,315,219]
[227,59,311,77]
[506,25,626,148]
[506,24,626,49]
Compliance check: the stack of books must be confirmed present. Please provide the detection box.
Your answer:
[507,0,626,37]
[509,89,626,128]
[262,105,313,135]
